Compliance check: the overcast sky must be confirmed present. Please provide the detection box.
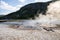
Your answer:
[0,0,51,15]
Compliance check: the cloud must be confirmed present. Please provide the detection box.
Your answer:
[0,12,10,15]
[35,0,51,2]
[0,1,23,15]
[0,1,23,11]
[18,0,26,3]
[16,5,23,9]
[0,1,17,11]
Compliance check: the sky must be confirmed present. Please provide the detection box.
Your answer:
[0,0,51,15]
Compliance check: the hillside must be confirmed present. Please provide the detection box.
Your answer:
[0,1,52,19]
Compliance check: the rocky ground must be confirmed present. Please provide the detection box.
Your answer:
[0,24,60,40]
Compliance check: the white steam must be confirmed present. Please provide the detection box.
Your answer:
[35,1,60,25]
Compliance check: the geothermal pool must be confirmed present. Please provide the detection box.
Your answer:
[0,20,60,27]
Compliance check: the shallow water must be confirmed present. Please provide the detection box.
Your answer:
[0,24,10,28]
[0,20,60,28]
